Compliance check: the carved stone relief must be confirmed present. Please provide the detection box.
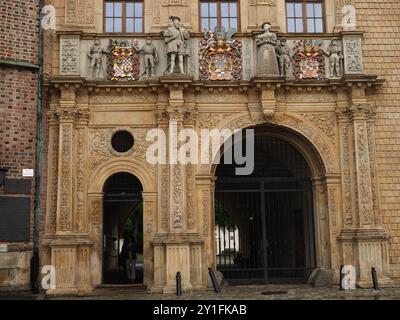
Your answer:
[299,112,337,148]
[60,38,80,75]
[65,0,94,25]
[343,37,363,74]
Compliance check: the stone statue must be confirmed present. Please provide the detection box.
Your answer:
[324,38,343,77]
[87,38,104,78]
[162,16,190,74]
[275,37,291,77]
[135,37,159,77]
[255,22,279,76]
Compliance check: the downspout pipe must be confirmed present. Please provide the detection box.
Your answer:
[31,0,45,294]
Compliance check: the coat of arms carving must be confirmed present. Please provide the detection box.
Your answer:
[292,39,326,80]
[199,28,242,81]
[106,39,140,81]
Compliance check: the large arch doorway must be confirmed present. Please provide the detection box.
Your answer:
[215,126,317,284]
[102,172,144,284]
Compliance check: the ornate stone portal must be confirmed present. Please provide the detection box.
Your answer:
[43,9,394,294]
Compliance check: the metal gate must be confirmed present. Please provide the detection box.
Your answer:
[215,178,316,284]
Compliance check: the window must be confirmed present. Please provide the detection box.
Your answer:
[286,0,324,33]
[105,1,143,33]
[200,1,239,32]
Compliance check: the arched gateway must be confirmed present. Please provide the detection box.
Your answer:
[211,123,332,285]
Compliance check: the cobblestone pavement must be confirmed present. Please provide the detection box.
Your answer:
[2,284,400,300]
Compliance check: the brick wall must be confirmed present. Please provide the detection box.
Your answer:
[0,0,40,246]
[356,0,400,279]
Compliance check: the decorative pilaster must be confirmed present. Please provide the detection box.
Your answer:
[142,192,158,286]
[74,107,90,233]
[55,88,77,234]
[350,103,374,226]
[338,101,392,286]
[87,192,103,286]
[45,93,60,235]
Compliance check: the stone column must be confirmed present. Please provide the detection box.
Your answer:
[87,192,103,286]
[196,175,216,287]
[142,192,157,287]
[45,92,60,235]
[338,102,391,287]
[55,87,77,234]
[74,107,90,233]
[309,177,336,286]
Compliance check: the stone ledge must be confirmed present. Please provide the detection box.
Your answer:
[151,232,204,245]
[337,227,390,241]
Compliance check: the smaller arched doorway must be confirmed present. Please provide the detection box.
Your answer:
[102,172,144,284]
[215,126,317,284]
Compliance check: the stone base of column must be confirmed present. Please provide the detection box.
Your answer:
[307,268,336,287]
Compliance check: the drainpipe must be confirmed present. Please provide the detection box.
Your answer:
[31,0,45,294]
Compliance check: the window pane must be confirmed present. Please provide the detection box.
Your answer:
[287,3,294,18]
[287,18,295,32]
[295,18,303,32]
[106,3,114,17]
[307,18,315,32]
[201,3,209,17]
[114,18,122,32]
[315,18,323,32]
[210,18,217,31]
[106,18,113,32]
[306,3,314,17]
[230,3,237,17]
[209,3,217,17]
[126,18,134,32]
[135,18,143,32]
[230,18,237,31]
[295,3,302,17]
[114,2,122,17]
[126,3,134,17]
[201,18,209,31]
[221,3,229,17]
[135,2,143,17]
[221,18,229,30]
[314,4,322,18]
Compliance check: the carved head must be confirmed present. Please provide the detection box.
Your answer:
[330,38,338,46]
[146,37,152,45]
[94,38,101,46]
[261,22,272,31]
[170,16,181,28]
[280,37,287,45]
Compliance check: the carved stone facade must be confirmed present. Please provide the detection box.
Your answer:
[39,0,399,295]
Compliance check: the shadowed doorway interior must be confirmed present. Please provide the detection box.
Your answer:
[102,172,143,284]
[215,126,317,284]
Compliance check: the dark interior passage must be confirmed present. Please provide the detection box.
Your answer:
[102,172,144,284]
[215,128,316,283]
